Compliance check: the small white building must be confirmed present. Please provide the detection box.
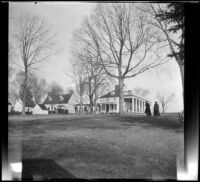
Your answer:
[32,104,48,115]
[97,85,151,114]
[13,99,23,112]
[13,99,35,113]
[43,91,77,114]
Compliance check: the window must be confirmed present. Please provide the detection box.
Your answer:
[60,95,63,101]
[102,104,105,110]
[111,91,115,96]
[114,104,117,110]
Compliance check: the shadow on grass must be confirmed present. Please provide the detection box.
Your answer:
[22,158,76,180]
[118,115,183,132]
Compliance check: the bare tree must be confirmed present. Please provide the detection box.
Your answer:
[48,81,64,95]
[15,71,35,107]
[67,53,88,113]
[8,42,16,75]
[133,87,150,98]
[138,3,184,98]
[70,25,116,114]
[14,70,48,104]
[76,3,169,114]
[13,13,56,115]
[84,55,113,114]
[32,77,48,104]
[157,92,175,113]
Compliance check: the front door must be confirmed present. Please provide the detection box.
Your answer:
[106,104,109,113]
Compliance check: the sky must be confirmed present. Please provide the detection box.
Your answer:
[9,2,183,112]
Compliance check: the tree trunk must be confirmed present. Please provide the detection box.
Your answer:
[178,63,184,104]
[119,77,124,115]
[89,96,93,114]
[22,69,28,115]
[80,94,83,113]
[162,104,165,114]
[93,88,98,114]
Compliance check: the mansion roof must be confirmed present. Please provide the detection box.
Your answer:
[38,104,48,110]
[43,93,73,105]
[100,90,149,101]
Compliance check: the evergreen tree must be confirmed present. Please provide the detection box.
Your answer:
[156,3,184,64]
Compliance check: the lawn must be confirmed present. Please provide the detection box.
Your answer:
[8,113,184,179]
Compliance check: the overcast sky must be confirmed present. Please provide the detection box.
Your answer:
[9,2,183,112]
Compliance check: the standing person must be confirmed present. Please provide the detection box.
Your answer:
[154,101,160,116]
[145,101,151,116]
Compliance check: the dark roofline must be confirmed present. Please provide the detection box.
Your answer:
[99,91,150,102]
[43,93,73,104]
[74,104,90,106]
[38,104,48,110]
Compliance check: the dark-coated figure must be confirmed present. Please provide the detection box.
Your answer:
[145,101,151,116]
[154,101,160,116]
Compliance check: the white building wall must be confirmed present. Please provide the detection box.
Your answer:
[32,105,48,115]
[68,94,77,113]
[14,100,22,112]
[13,99,34,113]
[98,97,119,114]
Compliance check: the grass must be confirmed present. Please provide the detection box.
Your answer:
[8,113,184,179]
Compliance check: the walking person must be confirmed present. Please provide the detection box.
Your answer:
[145,101,151,116]
[153,101,160,116]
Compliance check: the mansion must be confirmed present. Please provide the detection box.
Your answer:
[9,85,150,115]
[98,85,150,114]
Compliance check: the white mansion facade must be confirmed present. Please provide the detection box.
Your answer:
[97,85,150,114]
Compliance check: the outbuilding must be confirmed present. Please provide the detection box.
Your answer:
[13,99,23,112]
[32,104,48,115]
[8,100,12,113]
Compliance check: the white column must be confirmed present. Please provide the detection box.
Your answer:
[143,102,145,112]
[142,102,144,112]
[141,101,143,113]
[132,98,134,113]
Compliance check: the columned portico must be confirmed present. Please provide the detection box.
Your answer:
[98,86,150,114]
